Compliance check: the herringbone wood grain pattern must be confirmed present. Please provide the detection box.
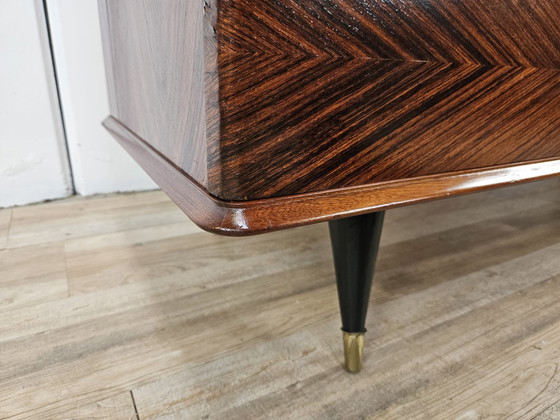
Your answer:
[211,0,560,199]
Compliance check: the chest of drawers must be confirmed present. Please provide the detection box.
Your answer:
[99,0,560,372]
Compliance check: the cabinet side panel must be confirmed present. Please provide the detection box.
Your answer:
[99,0,208,188]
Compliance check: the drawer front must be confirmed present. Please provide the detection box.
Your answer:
[214,0,560,199]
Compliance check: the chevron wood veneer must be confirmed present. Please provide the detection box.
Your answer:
[99,0,560,234]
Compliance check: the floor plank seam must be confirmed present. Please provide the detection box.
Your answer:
[130,390,140,420]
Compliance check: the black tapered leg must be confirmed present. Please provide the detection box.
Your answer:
[328,212,385,372]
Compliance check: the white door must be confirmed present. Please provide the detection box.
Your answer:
[0,0,156,208]
[0,0,72,207]
[45,0,156,196]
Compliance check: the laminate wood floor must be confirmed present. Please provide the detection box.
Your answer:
[1,178,560,419]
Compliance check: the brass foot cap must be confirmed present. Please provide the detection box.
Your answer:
[343,331,364,373]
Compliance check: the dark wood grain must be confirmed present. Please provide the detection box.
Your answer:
[214,0,560,199]
[99,0,560,231]
[100,0,560,202]
[104,116,560,236]
[99,0,212,187]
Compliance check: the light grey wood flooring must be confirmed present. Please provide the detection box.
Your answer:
[1,178,560,419]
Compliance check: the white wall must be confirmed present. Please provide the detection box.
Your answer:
[0,0,72,207]
[45,0,157,195]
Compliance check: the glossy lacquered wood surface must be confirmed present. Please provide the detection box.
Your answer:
[99,0,212,188]
[104,117,560,235]
[100,0,560,203]
[216,0,560,199]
